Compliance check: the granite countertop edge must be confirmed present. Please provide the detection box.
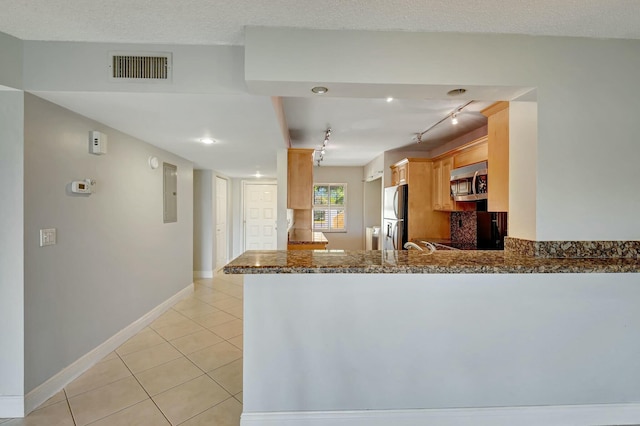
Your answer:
[223,250,640,274]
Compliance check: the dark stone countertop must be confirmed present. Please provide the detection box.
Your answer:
[223,250,640,274]
[287,230,328,245]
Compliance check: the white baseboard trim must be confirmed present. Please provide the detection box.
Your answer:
[194,270,213,278]
[24,283,194,416]
[240,403,640,426]
[0,396,24,418]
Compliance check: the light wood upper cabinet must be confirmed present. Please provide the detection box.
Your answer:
[453,138,488,168]
[390,160,408,186]
[432,156,456,211]
[482,102,509,212]
[287,148,314,209]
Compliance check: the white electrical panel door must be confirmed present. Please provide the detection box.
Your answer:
[163,163,177,223]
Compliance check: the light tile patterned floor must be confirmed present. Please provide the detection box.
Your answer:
[2,273,243,426]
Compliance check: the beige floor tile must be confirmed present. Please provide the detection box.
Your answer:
[174,301,218,319]
[179,397,242,426]
[187,341,242,373]
[4,400,74,426]
[170,329,224,355]
[234,392,243,403]
[68,376,147,426]
[209,358,242,395]
[227,334,244,349]
[120,342,183,374]
[65,357,132,397]
[191,310,236,329]
[88,399,170,426]
[224,305,243,319]
[116,328,166,356]
[193,290,233,305]
[153,318,206,341]
[97,351,119,364]
[34,390,66,410]
[152,375,231,425]
[223,287,243,299]
[135,357,203,396]
[209,319,243,340]
[150,309,188,330]
[211,298,242,312]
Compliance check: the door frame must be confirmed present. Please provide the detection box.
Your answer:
[241,180,277,252]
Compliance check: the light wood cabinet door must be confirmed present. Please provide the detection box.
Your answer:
[453,140,488,168]
[390,166,399,186]
[433,156,455,211]
[482,102,509,212]
[397,163,408,185]
[432,160,443,210]
[287,148,314,209]
[440,156,455,211]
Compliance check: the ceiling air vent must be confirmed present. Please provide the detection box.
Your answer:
[109,52,172,81]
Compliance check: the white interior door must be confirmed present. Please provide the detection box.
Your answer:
[244,183,278,250]
[215,177,228,270]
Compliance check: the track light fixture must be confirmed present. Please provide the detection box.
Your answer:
[316,127,332,166]
[415,101,473,144]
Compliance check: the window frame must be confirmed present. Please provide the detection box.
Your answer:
[312,183,347,233]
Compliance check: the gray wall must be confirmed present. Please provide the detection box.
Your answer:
[0,32,22,89]
[23,94,193,392]
[313,166,364,250]
[0,91,24,402]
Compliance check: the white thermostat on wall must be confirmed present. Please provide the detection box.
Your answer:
[89,131,107,155]
[71,179,92,194]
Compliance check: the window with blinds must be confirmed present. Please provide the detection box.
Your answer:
[313,184,346,232]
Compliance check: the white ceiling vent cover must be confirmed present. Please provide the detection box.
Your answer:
[109,52,172,82]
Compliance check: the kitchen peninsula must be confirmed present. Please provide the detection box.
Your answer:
[225,246,640,425]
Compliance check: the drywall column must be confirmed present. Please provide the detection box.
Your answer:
[0,90,25,417]
[508,101,538,240]
[193,170,214,277]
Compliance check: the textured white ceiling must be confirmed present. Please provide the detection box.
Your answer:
[4,1,640,176]
[1,0,639,44]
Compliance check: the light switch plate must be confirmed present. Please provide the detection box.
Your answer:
[40,228,56,247]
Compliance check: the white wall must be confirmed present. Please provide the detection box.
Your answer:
[245,28,640,241]
[0,32,22,89]
[313,166,364,250]
[23,94,193,392]
[509,102,538,240]
[245,273,640,414]
[0,91,24,414]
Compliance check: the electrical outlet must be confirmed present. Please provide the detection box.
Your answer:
[40,228,56,247]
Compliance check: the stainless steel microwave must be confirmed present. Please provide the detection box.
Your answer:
[450,161,488,201]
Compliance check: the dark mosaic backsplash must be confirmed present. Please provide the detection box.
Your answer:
[451,211,477,248]
[505,237,640,259]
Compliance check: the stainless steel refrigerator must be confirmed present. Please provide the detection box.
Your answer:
[382,184,408,250]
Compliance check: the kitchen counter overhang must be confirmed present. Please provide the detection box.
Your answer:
[223,249,640,274]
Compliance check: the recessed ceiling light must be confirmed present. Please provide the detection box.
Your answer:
[386,97,394,103]
[447,88,467,96]
[254,171,262,178]
[201,138,215,145]
[311,86,328,94]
